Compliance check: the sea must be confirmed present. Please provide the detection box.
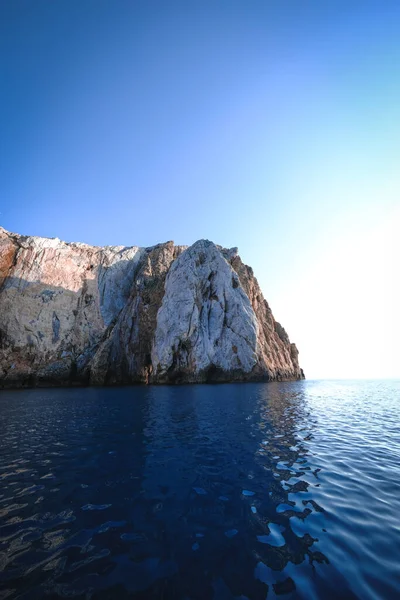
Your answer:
[0,379,399,600]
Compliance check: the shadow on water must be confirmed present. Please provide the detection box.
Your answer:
[0,383,368,599]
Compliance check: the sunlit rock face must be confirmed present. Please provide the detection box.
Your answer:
[151,240,259,382]
[0,227,304,387]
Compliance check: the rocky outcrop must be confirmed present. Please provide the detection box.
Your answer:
[0,227,304,387]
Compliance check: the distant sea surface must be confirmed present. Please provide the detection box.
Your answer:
[0,380,399,600]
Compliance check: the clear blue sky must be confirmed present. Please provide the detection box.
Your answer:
[1,0,398,378]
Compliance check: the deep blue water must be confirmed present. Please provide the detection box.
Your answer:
[0,380,399,600]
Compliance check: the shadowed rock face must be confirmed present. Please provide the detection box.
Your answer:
[0,227,304,387]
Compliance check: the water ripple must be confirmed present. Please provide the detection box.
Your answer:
[0,380,399,599]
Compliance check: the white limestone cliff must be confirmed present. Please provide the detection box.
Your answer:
[0,227,304,386]
[152,240,258,381]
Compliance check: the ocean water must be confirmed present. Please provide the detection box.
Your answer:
[0,380,399,600]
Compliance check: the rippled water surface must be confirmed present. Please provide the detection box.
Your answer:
[0,380,399,599]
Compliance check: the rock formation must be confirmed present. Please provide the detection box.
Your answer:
[0,227,304,387]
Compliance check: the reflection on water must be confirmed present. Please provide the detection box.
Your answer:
[0,380,399,599]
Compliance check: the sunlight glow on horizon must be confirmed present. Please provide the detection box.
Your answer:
[266,205,399,380]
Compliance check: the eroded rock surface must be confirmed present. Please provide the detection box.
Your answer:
[152,240,258,383]
[0,227,304,387]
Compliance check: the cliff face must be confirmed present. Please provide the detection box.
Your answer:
[0,227,304,387]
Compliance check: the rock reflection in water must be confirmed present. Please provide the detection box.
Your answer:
[1,381,398,599]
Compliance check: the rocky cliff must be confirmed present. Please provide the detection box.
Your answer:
[0,227,304,387]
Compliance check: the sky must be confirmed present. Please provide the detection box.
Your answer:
[0,0,399,379]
